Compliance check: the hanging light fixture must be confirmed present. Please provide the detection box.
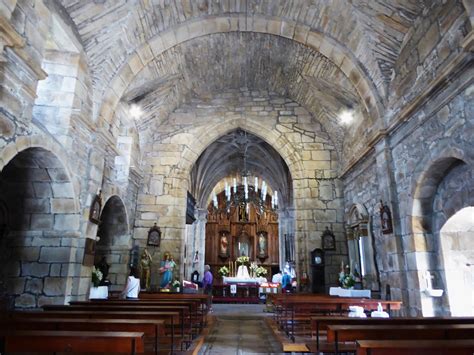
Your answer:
[211,131,278,214]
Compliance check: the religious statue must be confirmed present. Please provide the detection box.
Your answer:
[140,248,153,290]
[238,204,247,222]
[258,233,266,257]
[159,252,176,288]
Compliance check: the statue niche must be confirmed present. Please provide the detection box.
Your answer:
[235,230,253,259]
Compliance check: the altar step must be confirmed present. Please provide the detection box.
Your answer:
[212,296,260,304]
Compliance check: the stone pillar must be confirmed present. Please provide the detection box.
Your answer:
[374,137,411,313]
[191,208,207,279]
[278,207,295,271]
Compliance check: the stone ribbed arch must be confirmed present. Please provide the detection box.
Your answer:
[410,143,474,243]
[0,135,81,215]
[170,118,305,186]
[99,15,382,128]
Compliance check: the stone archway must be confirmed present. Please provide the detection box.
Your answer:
[96,195,130,289]
[0,147,79,308]
[411,151,474,316]
[440,207,474,316]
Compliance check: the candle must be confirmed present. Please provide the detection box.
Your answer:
[254,177,258,190]
[233,178,237,193]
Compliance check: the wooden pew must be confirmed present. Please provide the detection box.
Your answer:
[10,310,179,353]
[69,299,204,335]
[43,303,192,347]
[311,316,474,351]
[327,324,474,354]
[0,317,164,354]
[356,339,474,355]
[0,330,144,354]
[271,294,402,341]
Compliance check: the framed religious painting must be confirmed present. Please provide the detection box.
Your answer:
[321,226,336,251]
[380,200,393,234]
[257,231,268,259]
[218,230,230,258]
[147,223,162,247]
[89,190,102,224]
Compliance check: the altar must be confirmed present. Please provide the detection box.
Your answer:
[329,286,371,298]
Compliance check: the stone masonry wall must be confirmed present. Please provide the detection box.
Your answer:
[134,89,345,290]
[344,76,473,315]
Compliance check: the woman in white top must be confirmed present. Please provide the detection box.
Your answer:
[121,266,140,299]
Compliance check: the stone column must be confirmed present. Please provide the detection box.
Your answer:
[191,208,207,279]
[278,207,295,271]
[374,137,411,313]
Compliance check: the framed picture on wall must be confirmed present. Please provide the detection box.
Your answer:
[321,226,336,251]
[380,200,393,234]
[89,190,102,224]
[147,223,162,247]
[82,237,96,266]
[218,230,229,258]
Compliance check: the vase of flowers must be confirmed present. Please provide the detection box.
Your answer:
[172,279,181,293]
[91,266,103,288]
[236,256,249,266]
[256,266,268,278]
[218,266,229,277]
[339,266,356,289]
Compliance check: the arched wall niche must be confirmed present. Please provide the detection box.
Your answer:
[95,195,130,290]
[345,203,379,292]
[0,146,80,309]
[410,144,474,316]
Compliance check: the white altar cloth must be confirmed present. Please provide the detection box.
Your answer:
[329,287,371,298]
[89,286,108,299]
[222,276,267,284]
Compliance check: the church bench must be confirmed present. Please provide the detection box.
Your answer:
[327,324,474,354]
[43,303,193,346]
[69,299,204,335]
[138,294,210,315]
[311,316,474,350]
[0,330,144,354]
[356,339,474,355]
[0,317,164,355]
[9,310,179,354]
[272,295,402,341]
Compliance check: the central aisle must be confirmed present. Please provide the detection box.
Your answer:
[199,304,284,355]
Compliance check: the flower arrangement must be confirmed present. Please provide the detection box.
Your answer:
[256,266,268,277]
[218,266,229,277]
[236,256,249,265]
[172,279,181,288]
[249,262,258,277]
[91,266,103,287]
[339,266,356,289]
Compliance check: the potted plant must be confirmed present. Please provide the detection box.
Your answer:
[91,266,103,288]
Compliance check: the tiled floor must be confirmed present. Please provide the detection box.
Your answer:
[199,304,284,354]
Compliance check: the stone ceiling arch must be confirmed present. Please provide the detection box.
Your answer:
[98,15,383,130]
[191,129,293,209]
[165,118,306,201]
